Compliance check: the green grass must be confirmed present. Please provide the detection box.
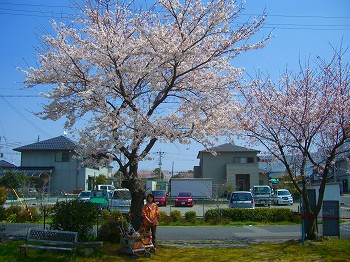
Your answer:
[1,238,349,262]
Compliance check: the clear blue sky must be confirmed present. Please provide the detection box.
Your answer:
[0,0,349,172]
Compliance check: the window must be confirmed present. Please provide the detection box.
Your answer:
[55,152,70,162]
[233,157,255,164]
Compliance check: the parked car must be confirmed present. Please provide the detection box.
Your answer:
[89,190,110,211]
[228,191,255,209]
[77,190,91,202]
[151,190,168,206]
[174,192,194,207]
[252,185,272,206]
[272,189,294,205]
[108,188,132,214]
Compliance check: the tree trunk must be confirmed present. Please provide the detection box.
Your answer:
[121,162,145,231]
[129,187,145,231]
[305,216,319,240]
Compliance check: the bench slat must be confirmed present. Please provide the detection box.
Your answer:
[20,244,74,252]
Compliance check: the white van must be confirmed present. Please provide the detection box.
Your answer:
[108,188,131,214]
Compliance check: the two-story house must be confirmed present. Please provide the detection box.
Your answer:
[13,135,112,193]
[333,156,350,193]
[194,143,266,191]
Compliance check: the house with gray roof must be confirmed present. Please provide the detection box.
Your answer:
[194,143,267,191]
[0,160,17,176]
[13,135,112,193]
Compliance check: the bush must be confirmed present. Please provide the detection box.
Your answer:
[100,209,111,219]
[16,206,40,223]
[0,187,8,205]
[50,200,98,241]
[205,208,300,223]
[39,205,55,218]
[170,210,182,222]
[5,205,22,217]
[159,211,172,224]
[4,205,40,223]
[97,210,125,243]
[185,211,197,223]
[0,206,5,221]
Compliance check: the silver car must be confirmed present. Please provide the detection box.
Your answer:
[228,191,255,209]
[272,189,294,205]
[77,190,91,202]
[108,188,131,214]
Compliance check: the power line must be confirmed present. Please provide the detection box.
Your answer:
[0,2,70,8]
[242,13,350,19]
[1,2,350,20]
[0,95,41,97]
[0,3,349,31]
[1,97,52,138]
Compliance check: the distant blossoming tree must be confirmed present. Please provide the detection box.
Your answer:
[238,48,350,240]
[21,0,269,228]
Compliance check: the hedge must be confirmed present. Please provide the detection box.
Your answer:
[205,208,300,223]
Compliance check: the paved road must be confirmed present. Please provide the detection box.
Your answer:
[157,225,302,243]
[3,222,349,243]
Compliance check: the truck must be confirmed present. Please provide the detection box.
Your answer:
[252,185,273,206]
[170,178,212,199]
[90,190,110,211]
[145,180,157,194]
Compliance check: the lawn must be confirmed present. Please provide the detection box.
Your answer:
[1,238,349,262]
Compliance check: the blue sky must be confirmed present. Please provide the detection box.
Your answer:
[0,0,349,172]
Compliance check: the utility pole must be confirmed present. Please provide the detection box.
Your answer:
[156,150,165,180]
[0,136,3,158]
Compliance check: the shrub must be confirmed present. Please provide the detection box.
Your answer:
[185,211,197,223]
[16,206,40,223]
[159,211,172,224]
[0,206,5,221]
[204,209,219,221]
[170,210,182,222]
[50,200,98,241]
[39,205,55,218]
[205,208,300,223]
[100,209,111,219]
[98,210,125,243]
[6,214,17,223]
[5,205,22,217]
[0,187,8,205]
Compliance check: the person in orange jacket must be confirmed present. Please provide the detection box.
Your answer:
[141,193,160,248]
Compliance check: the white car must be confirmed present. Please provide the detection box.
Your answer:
[273,189,293,205]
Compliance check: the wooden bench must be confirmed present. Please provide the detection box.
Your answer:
[19,228,78,260]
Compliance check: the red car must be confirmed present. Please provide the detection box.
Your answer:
[174,192,194,207]
[151,190,168,206]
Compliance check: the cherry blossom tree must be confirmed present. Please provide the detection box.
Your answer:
[238,48,350,240]
[21,0,269,228]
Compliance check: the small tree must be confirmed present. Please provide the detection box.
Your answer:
[51,200,98,241]
[238,48,350,240]
[152,168,164,180]
[0,172,27,192]
[95,174,108,187]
